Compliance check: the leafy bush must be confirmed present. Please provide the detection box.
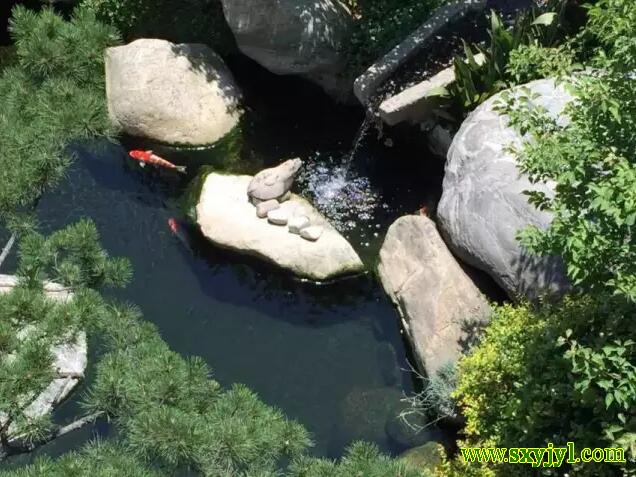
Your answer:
[453,297,635,476]
[497,0,636,301]
[506,43,575,84]
[447,0,578,113]
[80,0,235,54]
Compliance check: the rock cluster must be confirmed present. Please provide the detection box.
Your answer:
[196,173,363,281]
[248,160,324,242]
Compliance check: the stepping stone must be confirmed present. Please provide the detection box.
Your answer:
[267,208,290,226]
[256,199,280,218]
[300,226,323,242]
[288,215,310,235]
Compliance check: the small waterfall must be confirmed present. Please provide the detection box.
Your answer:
[346,113,374,169]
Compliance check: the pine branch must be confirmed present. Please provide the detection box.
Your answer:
[1,411,105,460]
[0,233,16,271]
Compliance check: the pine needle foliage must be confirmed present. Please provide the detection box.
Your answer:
[0,441,161,477]
[0,220,130,456]
[0,7,120,229]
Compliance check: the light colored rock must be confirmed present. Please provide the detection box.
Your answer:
[256,199,280,218]
[300,225,323,242]
[220,0,353,100]
[288,215,310,235]
[379,54,485,126]
[197,174,363,280]
[438,78,571,300]
[267,207,290,226]
[378,215,491,377]
[248,158,303,203]
[0,275,86,441]
[105,39,242,146]
[354,0,486,104]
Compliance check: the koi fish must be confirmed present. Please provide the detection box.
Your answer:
[168,217,179,235]
[167,217,192,252]
[419,204,430,217]
[129,150,186,174]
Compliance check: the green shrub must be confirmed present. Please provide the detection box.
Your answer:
[454,297,635,476]
[497,0,636,301]
[80,0,235,54]
[506,43,575,84]
[447,0,576,113]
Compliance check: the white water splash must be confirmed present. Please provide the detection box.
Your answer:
[296,153,387,234]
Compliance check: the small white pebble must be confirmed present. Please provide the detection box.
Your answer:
[300,226,323,242]
[288,215,310,235]
[267,208,290,226]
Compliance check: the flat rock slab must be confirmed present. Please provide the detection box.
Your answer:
[378,216,491,377]
[196,174,364,281]
[0,275,86,441]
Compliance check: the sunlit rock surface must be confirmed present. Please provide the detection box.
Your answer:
[105,39,242,146]
[196,173,364,281]
[220,0,353,100]
[0,275,86,441]
[437,78,571,300]
[378,215,491,377]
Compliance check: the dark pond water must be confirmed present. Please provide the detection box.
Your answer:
[5,57,450,467]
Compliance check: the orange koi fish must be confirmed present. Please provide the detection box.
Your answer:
[129,150,186,174]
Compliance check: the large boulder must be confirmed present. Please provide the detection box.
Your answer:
[378,215,491,377]
[437,78,571,300]
[196,173,364,281]
[220,0,353,100]
[0,275,87,442]
[105,39,242,146]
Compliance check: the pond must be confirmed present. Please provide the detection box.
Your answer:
[7,56,448,466]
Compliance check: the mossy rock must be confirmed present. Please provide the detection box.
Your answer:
[400,441,444,472]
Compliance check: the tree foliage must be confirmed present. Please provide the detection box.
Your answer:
[0,220,129,456]
[0,6,119,229]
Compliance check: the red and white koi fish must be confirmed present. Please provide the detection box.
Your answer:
[129,150,186,174]
[168,217,179,235]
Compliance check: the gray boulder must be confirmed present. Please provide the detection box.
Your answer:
[197,173,363,281]
[105,39,242,146]
[437,78,571,300]
[248,158,303,203]
[220,0,353,100]
[378,215,491,377]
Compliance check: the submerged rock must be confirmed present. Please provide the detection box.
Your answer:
[400,442,444,472]
[378,215,491,377]
[437,78,571,300]
[220,0,353,100]
[105,39,242,146]
[0,275,87,442]
[197,174,363,281]
[247,158,302,204]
